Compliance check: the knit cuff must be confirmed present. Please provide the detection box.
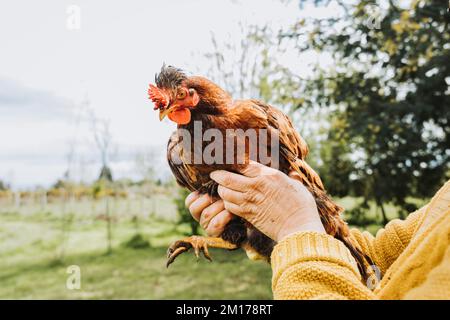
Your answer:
[271,231,361,284]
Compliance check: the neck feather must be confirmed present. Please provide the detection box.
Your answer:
[186,76,232,114]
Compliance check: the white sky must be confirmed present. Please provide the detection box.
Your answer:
[0,0,338,189]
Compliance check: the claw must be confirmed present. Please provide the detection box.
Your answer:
[166,236,214,268]
[166,246,189,267]
[194,246,200,259]
[201,244,213,262]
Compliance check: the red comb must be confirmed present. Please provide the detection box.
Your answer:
[148,84,168,110]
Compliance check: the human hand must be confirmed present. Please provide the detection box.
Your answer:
[209,161,325,242]
[185,191,234,237]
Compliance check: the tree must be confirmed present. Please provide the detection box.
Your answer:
[89,109,115,253]
[55,101,86,262]
[88,107,114,183]
[286,0,449,218]
[132,149,158,236]
[0,179,8,191]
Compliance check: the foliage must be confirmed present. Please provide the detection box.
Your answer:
[98,165,113,182]
[122,234,151,249]
[285,0,449,217]
[0,179,9,191]
[317,123,355,197]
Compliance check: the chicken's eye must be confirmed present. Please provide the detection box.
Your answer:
[177,89,187,100]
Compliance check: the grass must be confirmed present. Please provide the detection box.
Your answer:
[0,247,272,299]
[0,198,272,300]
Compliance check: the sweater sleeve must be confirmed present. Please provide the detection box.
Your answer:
[270,206,426,300]
[271,232,376,299]
[349,205,426,274]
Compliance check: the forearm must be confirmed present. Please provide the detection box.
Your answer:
[271,232,376,300]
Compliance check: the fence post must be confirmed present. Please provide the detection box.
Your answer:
[41,191,48,211]
[14,192,21,210]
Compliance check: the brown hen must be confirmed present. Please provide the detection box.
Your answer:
[148,65,372,279]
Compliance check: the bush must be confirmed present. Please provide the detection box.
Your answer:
[0,180,8,191]
[122,234,151,249]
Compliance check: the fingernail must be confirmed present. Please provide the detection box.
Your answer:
[185,191,199,206]
[210,171,219,180]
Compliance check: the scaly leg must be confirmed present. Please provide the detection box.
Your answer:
[166,235,237,267]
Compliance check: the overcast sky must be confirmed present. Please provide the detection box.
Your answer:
[0,0,338,189]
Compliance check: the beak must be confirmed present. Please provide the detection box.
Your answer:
[159,104,179,121]
[159,107,172,121]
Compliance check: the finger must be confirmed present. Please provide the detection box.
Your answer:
[217,185,245,205]
[185,191,201,208]
[189,194,214,221]
[223,200,245,217]
[205,210,233,237]
[200,199,225,230]
[238,160,275,178]
[210,170,254,192]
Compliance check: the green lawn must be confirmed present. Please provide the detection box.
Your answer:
[0,204,272,300]
[0,246,272,299]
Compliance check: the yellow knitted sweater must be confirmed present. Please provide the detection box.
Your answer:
[271,179,450,300]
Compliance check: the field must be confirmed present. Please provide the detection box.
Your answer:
[0,193,421,299]
[0,195,272,299]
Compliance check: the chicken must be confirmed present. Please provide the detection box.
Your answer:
[148,65,372,279]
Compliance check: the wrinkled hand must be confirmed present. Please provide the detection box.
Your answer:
[185,192,234,237]
[186,161,325,242]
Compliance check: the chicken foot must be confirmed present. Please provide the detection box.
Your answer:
[166,235,237,267]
